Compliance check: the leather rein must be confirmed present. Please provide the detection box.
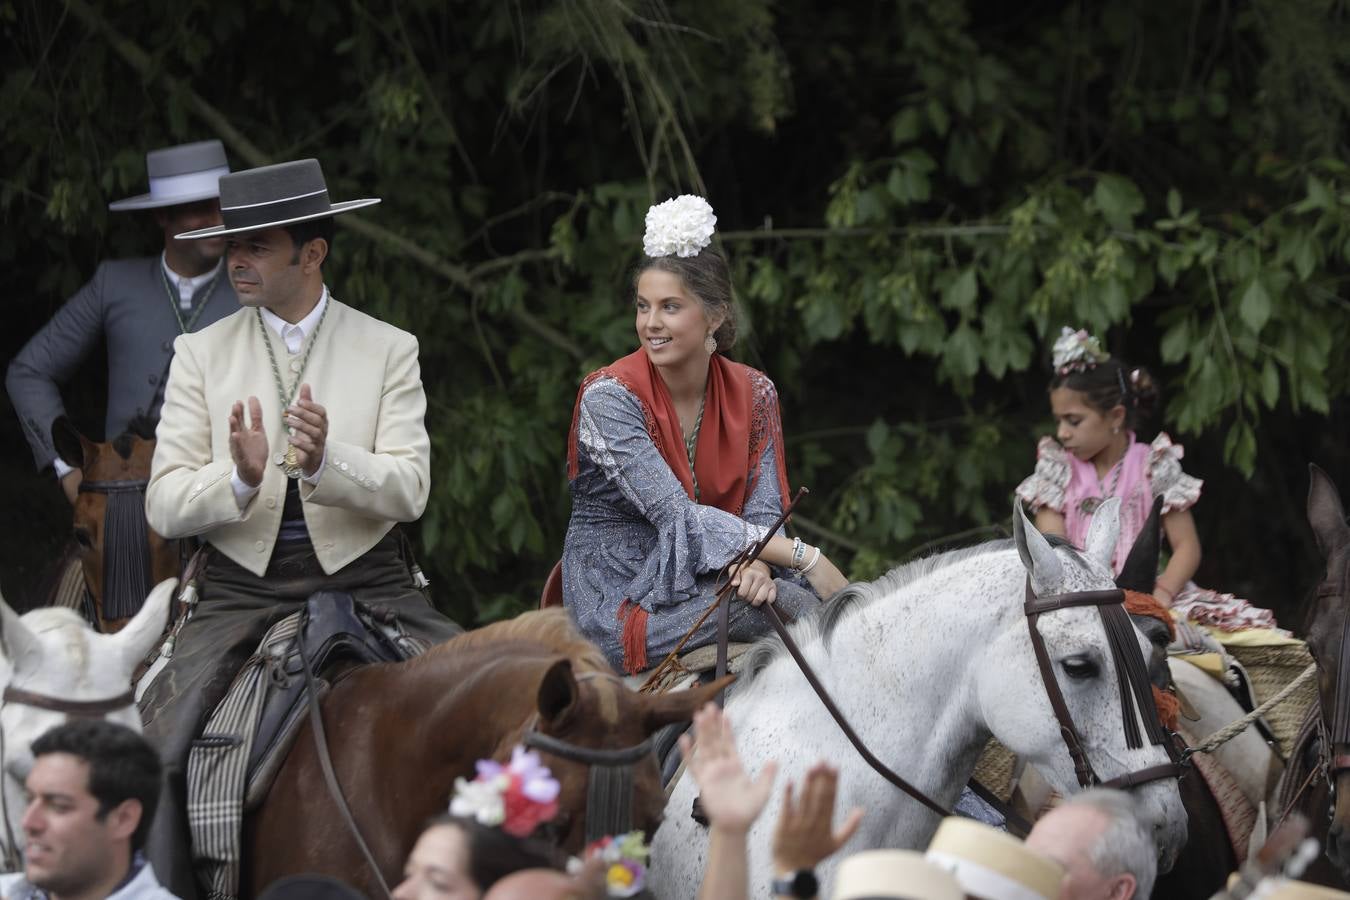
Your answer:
[712,494,1182,825]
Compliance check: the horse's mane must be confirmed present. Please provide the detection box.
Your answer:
[431,608,612,675]
[110,415,158,459]
[737,534,1081,690]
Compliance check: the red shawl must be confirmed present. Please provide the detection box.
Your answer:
[566,349,791,672]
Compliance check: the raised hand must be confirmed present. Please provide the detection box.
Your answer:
[771,763,864,876]
[228,396,269,487]
[287,383,329,478]
[680,702,778,835]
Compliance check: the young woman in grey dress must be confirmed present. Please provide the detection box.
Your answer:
[563,196,848,674]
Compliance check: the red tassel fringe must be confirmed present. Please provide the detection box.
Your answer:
[617,600,649,675]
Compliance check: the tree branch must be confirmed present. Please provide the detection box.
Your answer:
[62,0,584,361]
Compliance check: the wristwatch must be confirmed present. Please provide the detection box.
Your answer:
[771,869,819,899]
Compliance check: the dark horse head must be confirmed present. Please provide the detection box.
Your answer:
[1303,464,1350,875]
[51,416,179,633]
[1116,496,1175,691]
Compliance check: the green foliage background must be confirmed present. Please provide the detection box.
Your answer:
[4,0,1349,625]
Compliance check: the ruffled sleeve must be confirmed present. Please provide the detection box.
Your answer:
[1015,437,1071,513]
[573,377,769,610]
[1147,432,1203,513]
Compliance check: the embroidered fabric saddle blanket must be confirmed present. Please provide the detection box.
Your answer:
[186,592,427,900]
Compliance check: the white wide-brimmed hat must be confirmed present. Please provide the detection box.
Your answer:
[175,158,379,240]
[925,817,1064,900]
[1245,876,1350,899]
[831,850,963,900]
[108,140,230,211]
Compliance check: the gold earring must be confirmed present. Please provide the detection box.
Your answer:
[704,333,717,354]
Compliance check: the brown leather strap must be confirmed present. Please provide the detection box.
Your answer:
[762,601,951,818]
[1025,609,1099,787]
[2,685,135,717]
[1330,753,1350,775]
[1024,589,1126,615]
[1101,763,1186,790]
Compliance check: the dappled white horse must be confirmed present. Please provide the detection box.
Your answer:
[650,500,1188,900]
[0,579,173,867]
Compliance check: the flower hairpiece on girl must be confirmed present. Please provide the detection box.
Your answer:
[642,195,717,259]
[1051,326,1110,375]
[568,831,651,897]
[449,745,561,837]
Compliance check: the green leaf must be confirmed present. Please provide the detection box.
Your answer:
[891,107,922,144]
[1238,276,1272,333]
[1260,359,1280,409]
[927,97,950,137]
[1093,174,1145,230]
[944,321,981,378]
[866,419,889,457]
[1166,188,1182,218]
[941,267,978,312]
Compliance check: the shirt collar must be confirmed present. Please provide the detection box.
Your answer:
[160,252,219,295]
[259,286,329,343]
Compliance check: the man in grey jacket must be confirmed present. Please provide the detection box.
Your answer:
[7,140,238,503]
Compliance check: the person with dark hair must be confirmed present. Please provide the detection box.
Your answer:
[1015,326,1279,632]
[562,195,847,674]
[6,140,237,505]
[0,720,176,900]
[138,158,463,897]
[391,816,560,900]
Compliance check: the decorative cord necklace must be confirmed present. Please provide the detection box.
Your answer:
[1079,449,1126,516]
[255,301,330,479]
[684,392,707,502]
[160,260,222,334]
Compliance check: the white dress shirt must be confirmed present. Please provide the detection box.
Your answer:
[230,288,330,505]
[161,253,219,309]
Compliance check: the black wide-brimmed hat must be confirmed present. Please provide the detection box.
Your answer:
[175,158,379,239]
[108,140,230,211]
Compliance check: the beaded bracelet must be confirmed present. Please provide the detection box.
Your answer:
[790,536,807,569]
[799,546,822,575]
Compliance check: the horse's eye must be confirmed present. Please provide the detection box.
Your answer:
[73,527,93,549]
[1061,657,1098,680]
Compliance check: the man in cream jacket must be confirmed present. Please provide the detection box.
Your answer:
[139,159,461,898]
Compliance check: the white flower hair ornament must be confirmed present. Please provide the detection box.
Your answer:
[449,745,561,837]
[642,195,717,259]
[1051,326,1110,375]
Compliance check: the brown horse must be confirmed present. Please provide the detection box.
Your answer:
[1288,463,1350,885]
[247,608,724,897]
[50,415,180,632]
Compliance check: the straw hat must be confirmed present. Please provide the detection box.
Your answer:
[925,817,1064,900]
[831,850,963,900]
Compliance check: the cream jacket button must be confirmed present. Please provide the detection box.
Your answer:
[340,462,350,471]
[273,453,284,466]
[265,497,277,509]
[254,541,266,552]
[193,482,203,492]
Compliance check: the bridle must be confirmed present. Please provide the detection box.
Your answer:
[521,672,655,844]
[76,477,153,622]
[1023,581,1185,790]
[1312,560,1350,795]
[744,563,1184,825]
[0,680,139,870]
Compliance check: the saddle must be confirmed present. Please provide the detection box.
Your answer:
[188,592,426,900]
[243,591,421,807]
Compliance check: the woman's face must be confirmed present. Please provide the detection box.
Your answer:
[1050,387,1124,462]
[634,269,717,372]
[392,824,480,900]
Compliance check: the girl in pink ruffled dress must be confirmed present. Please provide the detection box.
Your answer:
[1015,327,1280,633]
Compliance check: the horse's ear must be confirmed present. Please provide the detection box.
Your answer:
[51,416,95,471]
[641,675,736,733]
[0,595,41,675]
[536,659,579,732]
[1012,499,1063,593]
[1082,496,1122,571]
[1116,497,1164,593]
[103,578,174,673]
[1308,464,1350,561]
